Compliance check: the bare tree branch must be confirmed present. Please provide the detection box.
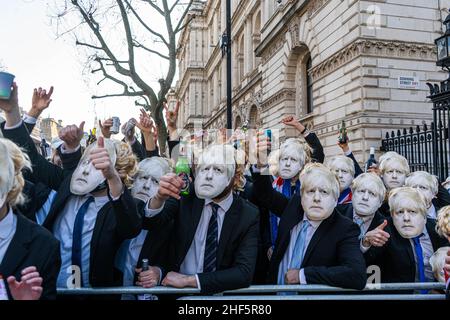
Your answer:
[169,0,182,13]
[76,39,103,50]
[124,0,169,47]
[133,41,169,60]
[92,91,145,99]
[174,0,193,34]
[142,0,164,16]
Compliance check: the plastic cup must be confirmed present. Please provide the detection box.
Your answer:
[0,72,15,100]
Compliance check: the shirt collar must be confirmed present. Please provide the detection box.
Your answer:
[302,213,322,229]
[427,205,436,218]
[0,207,14,240]
[352,210,374,224]
[86,194,109,208]
[205,191,234,213]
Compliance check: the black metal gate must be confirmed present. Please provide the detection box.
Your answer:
[381,79,450,182]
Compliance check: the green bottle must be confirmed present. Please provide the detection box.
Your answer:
[338,120,348,144]
[176,141,190,196]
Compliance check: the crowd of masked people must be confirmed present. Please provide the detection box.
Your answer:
[0,82,449,300]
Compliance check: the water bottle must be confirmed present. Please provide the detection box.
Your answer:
[365,147,377,172]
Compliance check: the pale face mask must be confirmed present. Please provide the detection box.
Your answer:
[392,202,426,239]
[382,162,407,189]
[0,145,16,209]
[131,167,162,202]
[279,148,303,180]
[195,163,231,199]
[352,180,382,217]
[70,142,117,195]
[301,175,337,221]
[407,177,435,209]
[331,160,353,192]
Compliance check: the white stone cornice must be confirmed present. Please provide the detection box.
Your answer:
[309,39,437,82]
[261,88,296,110]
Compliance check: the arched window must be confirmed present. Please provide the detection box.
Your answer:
[235,116,242,129]
[249,105,260,129]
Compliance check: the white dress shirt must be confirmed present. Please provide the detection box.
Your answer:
[278,215,322,284]
[0,208,17,265]
[426,204,437,220]
[55,194,110,288]
[145,192,234,289]
[409,227,434,282]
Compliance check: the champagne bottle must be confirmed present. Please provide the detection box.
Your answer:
[365,147,377,172]
[338,120,348,144]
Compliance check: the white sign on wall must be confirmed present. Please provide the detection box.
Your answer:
[398,76,420,89]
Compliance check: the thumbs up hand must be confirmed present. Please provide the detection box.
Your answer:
[362,219,390,248]
[59,121,85,150]
[89,136,117,181]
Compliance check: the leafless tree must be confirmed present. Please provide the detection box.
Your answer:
[52,0,195,151]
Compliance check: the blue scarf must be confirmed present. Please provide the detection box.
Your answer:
[270,177,301,248]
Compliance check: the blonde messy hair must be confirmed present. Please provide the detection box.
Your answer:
[113,140,138,188]
[0,138,32,207]
[388,187,427,217]
[300,162,340,200]
[436,205,450,239]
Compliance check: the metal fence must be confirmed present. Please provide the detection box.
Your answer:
[57,282,447,300]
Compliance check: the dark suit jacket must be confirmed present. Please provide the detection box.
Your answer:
[346,152,363,177]
[304,132,324,163]
[364,218,449,283]
[251,171,367,290]
[0,212,61,300]
[2,122,142,288]
[337,203,386,232]
[137,200,173,274]
[146,190,260,294]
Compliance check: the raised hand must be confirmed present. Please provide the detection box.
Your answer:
[99,118,113,138]
[59,121,85,150]
[164,100,180,129]
[0,82,19,114]
[7,266,43,300]
[362,220,390,247]
[154,173,184,202]
[136,108,154,134]
[281,115,306,133]
[0,82,21,127]
[89,136,117,181]
[338,139,350,153]
[28,86,54,118]
[256,131,271,168]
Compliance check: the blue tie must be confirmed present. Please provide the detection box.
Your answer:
[412,235,428,294]
[353,215,365,240]
[290,220,311,269]
[277,220,310,288]
[72,196,94,285]
[203,203,219,273]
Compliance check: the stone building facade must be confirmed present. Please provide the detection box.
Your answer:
[175,0,449,163]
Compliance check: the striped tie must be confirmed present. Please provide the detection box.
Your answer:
[203,203,220,273]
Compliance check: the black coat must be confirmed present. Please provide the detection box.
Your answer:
[0,212,61,300]
[251,171,367,290]
[364,218,449,283]
[145,190,260,294]
[2,122,142,287]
